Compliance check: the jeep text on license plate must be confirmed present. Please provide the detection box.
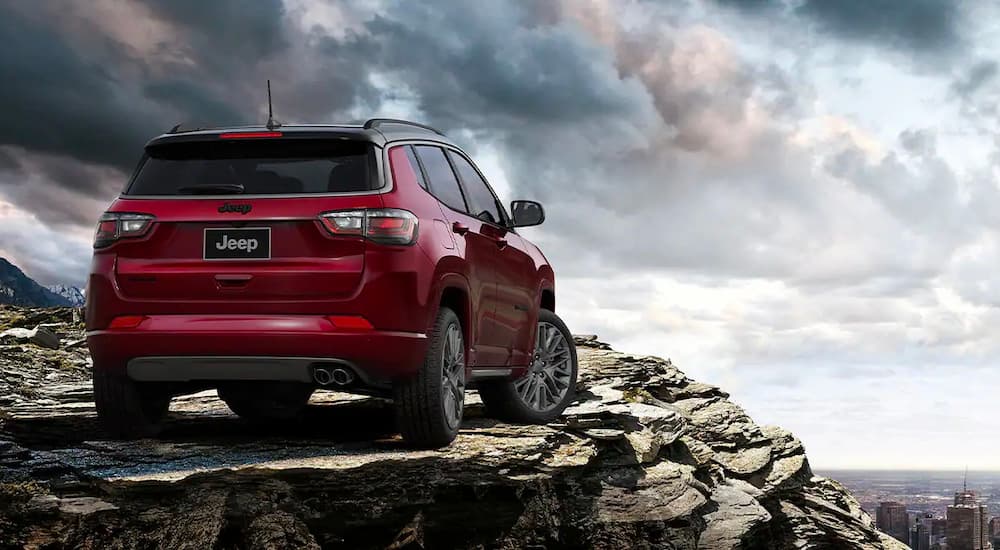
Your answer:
[203,227,271,260]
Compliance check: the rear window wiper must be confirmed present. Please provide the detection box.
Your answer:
[176,183,245,195]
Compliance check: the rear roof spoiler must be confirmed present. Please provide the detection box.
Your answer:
[363,118,445,136]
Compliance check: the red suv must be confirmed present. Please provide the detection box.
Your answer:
[85,119,577,447]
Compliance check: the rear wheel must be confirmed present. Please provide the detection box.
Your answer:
[218,382,314,422]
[480,309,577,424]
[93,371,172,439]
[394,306,465,448]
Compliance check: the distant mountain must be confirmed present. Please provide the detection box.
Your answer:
[46,284,86,307]
[0,258,74,307]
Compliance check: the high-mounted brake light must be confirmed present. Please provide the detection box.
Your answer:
[93,212,155,248]
[318,208,418,245]
[219,131,283,139]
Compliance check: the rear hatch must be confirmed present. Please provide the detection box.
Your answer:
[109,133,382,307]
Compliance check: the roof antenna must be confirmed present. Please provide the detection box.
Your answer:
[265,79,280,130]
[964,465,968,492]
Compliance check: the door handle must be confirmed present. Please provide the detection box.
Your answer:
[492,237,507,249]
[452,222,470,235]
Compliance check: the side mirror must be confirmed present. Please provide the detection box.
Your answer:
[510,200,545,228]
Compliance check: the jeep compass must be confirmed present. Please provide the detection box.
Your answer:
[86,119,578,447]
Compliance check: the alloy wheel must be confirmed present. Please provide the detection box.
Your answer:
[441,322,466,430]
[515,321,573,412]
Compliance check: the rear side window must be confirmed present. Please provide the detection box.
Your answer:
[126,139,377,195]
[414,146,467,212]
[404,146,428,190]
[388,145,427,191]
[448,152,503,225]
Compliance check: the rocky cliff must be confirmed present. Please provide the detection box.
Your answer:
[0,306,906,549]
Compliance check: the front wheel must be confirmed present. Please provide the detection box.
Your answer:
[394,306,466,448]
[479,309,578,424]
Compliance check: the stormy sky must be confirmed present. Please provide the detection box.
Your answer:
[3,0,1000,470]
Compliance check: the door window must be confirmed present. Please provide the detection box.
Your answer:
[414,146,467,212]
[448,152,504,225]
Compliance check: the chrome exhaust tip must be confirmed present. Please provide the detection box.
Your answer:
[312,367,334,386]
[330,367,355,386]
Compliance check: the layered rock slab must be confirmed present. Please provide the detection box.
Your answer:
[0,307,905,549]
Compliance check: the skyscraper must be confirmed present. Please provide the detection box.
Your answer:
[911,513,934,550]
[946,488,991,550]
[876,501,909,543]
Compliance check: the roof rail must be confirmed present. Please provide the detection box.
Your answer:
[363,118,444,136]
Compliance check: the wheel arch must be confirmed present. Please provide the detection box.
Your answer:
[540,287,555,312]
[432,272,473,346]
[537,264,555,312]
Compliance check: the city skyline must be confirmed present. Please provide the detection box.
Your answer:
[834,470,1000,548]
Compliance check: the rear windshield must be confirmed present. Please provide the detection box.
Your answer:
[125,139,378,195]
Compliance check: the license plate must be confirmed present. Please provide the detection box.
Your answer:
[204,227,271,260]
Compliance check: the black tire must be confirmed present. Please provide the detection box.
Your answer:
[394,306,466,448]
[218,382,314,422]
[480,309,578,424]
[93,370,172,439]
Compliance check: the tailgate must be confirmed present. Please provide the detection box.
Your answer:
[112,196,383,303]
[109,134,383,305]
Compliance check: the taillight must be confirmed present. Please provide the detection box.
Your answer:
[93,212,155,248]
[318,209,418,245]
[318,210,366,237]
[366,209,419,244]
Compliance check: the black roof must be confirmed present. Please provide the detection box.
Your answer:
[148,118,454,148]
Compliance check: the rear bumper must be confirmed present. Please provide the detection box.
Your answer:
[87,314,428,382]
[127,356,349,383]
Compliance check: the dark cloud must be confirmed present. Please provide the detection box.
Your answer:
[20,154,118,198]
[0,0,364,175]
[0,5,160,170]
[275,32,381,122]
[0,4,160,227]
[0,149,17,172]
[797,0,961,52]
[137,0,289,65]
[358,2,649,128]
[0,0,378,224]
[951,60,998,98]
[715,0,963,56]
[0,147,123,227]
[712,0,775,8]
[143,80,248,128]
[133,0,379,126]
